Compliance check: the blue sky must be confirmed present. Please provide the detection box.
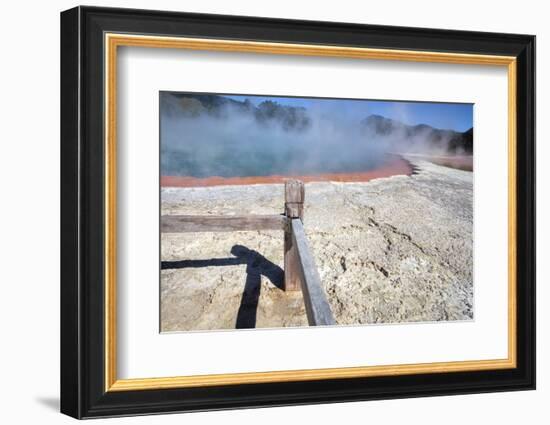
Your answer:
[226,94,473,132]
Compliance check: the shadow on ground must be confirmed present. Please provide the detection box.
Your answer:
[161,245,284,329]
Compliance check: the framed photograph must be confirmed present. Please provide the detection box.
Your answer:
[60,6,536,419]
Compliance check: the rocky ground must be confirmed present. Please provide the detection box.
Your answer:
[160,159,473,332]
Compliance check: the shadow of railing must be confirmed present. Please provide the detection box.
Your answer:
[161,245,283,329]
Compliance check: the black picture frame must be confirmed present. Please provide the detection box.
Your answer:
[61,5,536,419]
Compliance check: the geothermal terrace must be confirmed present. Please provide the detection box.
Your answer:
[160,158,473,332]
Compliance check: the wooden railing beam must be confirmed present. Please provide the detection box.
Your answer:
[161,214,287,233]
[291,218,336,326]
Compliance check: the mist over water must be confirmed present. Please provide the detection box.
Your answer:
[160,93,473,178]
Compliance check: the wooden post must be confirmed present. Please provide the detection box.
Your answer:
[284,180,304,291]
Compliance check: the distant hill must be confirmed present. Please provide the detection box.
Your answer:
[361,114,473,154]
[162,93,311,132]
[161,94,473,154]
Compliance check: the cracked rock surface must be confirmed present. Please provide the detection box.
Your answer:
[160,159,473,332]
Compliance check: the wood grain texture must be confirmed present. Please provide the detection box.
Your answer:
[291,219,336,326]
[284,180,305,290]
[284,180,305,220]
[284,230,300,291]
[161,215,287,233]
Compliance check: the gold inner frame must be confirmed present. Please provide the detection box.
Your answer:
[104,33,517,392]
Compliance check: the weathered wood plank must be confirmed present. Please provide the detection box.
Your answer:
[284,179,305,219]
[284,180,305,291]
[284,230,300,291]
[161,214,287,233]
[291,218,336,326]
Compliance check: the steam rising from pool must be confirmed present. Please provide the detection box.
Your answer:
[160,93,472,178]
